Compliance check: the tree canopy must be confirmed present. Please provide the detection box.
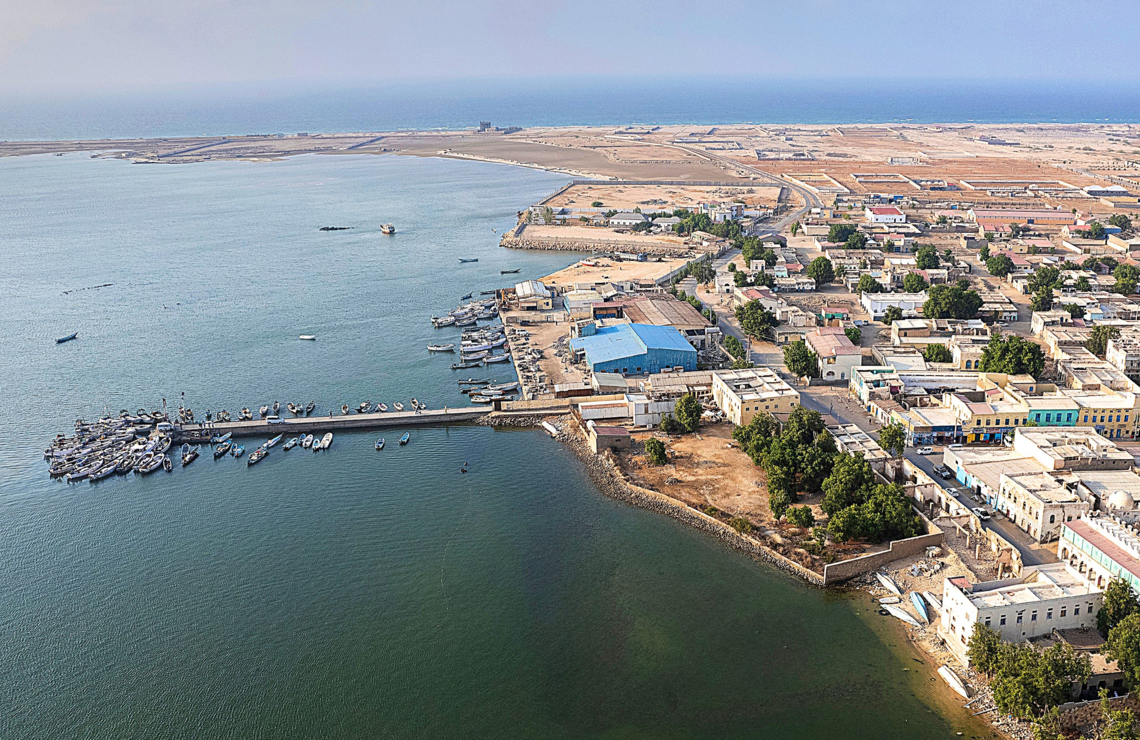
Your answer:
[807,256,835,285]
[1115,264,1140,295]
[883,306,904,325]
[902,272,928,293]
[844,326,861,345]
[735,300,778,339]
[1099,578,1140,636]
[986,253,1015,278]
[923,283,983,319]
[783,340,819,378]
[1029,266,1061,294]
[1088,325,1122,358]
[988,642,1091,719]
[674,393,702,434]
[1107,612,1140,692]
[827,223,859,244]
[878,423,906,459]
[733,407,837,520]
[922,343,953,364]
[645,437,667,465]
[978,332,1046,376]
[1109,214,1133,232]
[915,245,940,270]
[857,274,884,294]
[1031,286,1054,313]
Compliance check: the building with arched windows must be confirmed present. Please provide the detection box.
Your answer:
[1061,516,1140,596]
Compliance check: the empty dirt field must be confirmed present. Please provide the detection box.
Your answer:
[546,183,784,211]
[540,255,689,289]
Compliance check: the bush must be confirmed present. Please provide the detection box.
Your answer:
[728,517,753,534]
[674,394,702,434]
[659,415,683,435]
[645,437,668,465]
[786,506,815,528]
[922,343,953,363]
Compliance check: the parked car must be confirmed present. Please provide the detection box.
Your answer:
[933,464,953,480]
[971,507,991,521]
[917,446,934,455]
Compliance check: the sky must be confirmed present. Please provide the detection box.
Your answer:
[3,0,1140,94]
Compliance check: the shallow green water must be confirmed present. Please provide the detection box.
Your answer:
[0,153,987,738]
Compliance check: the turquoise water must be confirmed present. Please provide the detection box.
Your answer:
[0,153,986,738]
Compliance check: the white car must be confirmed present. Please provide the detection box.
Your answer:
[917,446,934,455]
[971,507,992,521]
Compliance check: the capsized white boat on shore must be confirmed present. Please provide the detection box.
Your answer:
[922,591,943,612]
[876,572,902,596]
[883,604,921,628]
[938,665,970,699]
[541,421,559,437]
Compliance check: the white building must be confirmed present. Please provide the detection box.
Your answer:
[609,212,648,227]
[940,563,1103,663]
[860,291,927,319]
[865,205,906,224]
[625,393,677,427]
[805,327,863,381]
[1062,515,1140,594]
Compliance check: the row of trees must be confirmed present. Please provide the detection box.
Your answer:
[732,407,836,521]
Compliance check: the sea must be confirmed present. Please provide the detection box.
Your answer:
[0,138,997,736]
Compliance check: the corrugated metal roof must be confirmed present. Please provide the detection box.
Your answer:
[570,323,695,365]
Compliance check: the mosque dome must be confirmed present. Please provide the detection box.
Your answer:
[1109,490,1136,511]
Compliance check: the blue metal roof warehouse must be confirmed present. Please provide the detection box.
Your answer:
[569,323,697,375]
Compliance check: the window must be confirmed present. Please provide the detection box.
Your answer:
[1047,609,1053,620]
[1000,615,1007,626]
[1067,413,1073,422]
[1015,418,1020,425]
[985,418,991,426]
[1035,413,1041,421]
[985,617,991,627]
[1061,607,1067,617]
[1050,514,1056,524]
[1075,605,1081,616]
[1046,413,1052,423]
[1031,611,1037,622]
[1004,418,1010,426]
[1017,614,1023,624]
[1084,415,1089,422]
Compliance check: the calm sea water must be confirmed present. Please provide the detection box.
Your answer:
[3,77,1140,141]
[0,153,990,738]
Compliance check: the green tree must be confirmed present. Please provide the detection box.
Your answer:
[1030,707,1064,740]
[967,623,1003,676]
[726,262,736,273]
[923,283,983,320]
[878,423,907,459]
[1063,303,1085,319]
[728,516,754,534]
[944,248,954,261]
[767,471,796,517]
[782,406,825,447]
[821,453,876,517]
[979,242,991,260]
[1115,264,1140,295]
[844,326,862,345]
[783,340,819,378]
[790,221,801,236]
[807,256,835,285]
[735,300,778,339]
[1107,612,1140,691]
[827,223,858,244]
[731,358,754,369]
[1109,214,1133,232]
[1100,690,1139,740]
[1080,221,1107,239]
[799,443,837,494]
[1076,275,1092,292]
[978,332,1046,376]
[674,393,702,434]
[990,643,1091,719]
[902,272,928,293]
[786,506,815,529]
[659,415,683,435]
[915,245,940,270]
[1029,266,1061,294]
[846,231,868,250]
[883,306,904,325]
[987,253,1015,278]
[922,343,953,363]
[733,270,750,287]
[645,437,668,465]
[1088,325,1122,357]
[1031,287,1054,312]
[1099,578,1140,636]
[591,200,603,207]
[857,274,884,294]
[723,334,745,359]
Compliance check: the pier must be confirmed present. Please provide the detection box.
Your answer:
[177,407,492,440]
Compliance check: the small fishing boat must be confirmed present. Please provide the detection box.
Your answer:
[938,665,970,699]
[273,401,280,414]
[455,318,477,327]
[259,405,269,418]
[265,434,283,449]
[469,395,495,404]
[410,398,420,409]
[91,462,118,481]
[302,434,314,449]
[428,343,456,352]
[457,378,490,385]
[55,332,79,344]
[341,404,350,415]
[181,445,199,466]
[922,591,943,612]
[461,351,489,362]
[140,455,164,475]
[163,456,174,472]
[375,438,386,450]
[358,401,372,413]
[232,445,245,458]
[883,604,921,628]
[399,432,410,445]
[305,401,315,415]
[483,353,511,363]
[214,441,233,458]
[210,432,232,444]
[376,402,389,412]
[381,223,396,235]
[283,437,298,450]
[451,361,482,370]
[458,259,478,264]
[486,382,519,392]
[911,592,930,624]
[879,596,901,605]
[247,448,267,466]
[432,316,456,327]
[542,422,559,437]
[299,335,317,341]
[875,572,902,596]
[500,268,520,274]
[480,290,496,295]
[240,408,252,420]
[393,402,404,412]
[319,433,333,450]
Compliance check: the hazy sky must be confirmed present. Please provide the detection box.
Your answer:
[4,0,1139,94]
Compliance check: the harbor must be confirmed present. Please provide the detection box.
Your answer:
[179,406,491,440]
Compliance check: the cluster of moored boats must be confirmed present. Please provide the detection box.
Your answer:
[429,299,511,369]
[45,411,177,482]
[175,401,318,425]
[456,377,519,404]
[338,398,426,414]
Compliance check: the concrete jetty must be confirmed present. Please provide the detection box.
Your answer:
[178,407,492,440]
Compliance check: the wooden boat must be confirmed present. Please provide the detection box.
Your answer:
[247,448,267,466]
[272,401,280,414]
[56,332,79,344]
[432,316,456,327]
[341,404,350,415]
[486,382,519,392]
[922,591,943,612]
[91,462,118,481]
[399,432,410,445]
[210,432,232,444]
[469,395,495,404]
[483,353,511,363]
[232,445,245,458]
[163,456,173,472]
[883,604,920,628]
[214,441,232,458]
[305,401,315,415]
[938,665,970,699]
[375,438,386,450]
[299,335,317,341]
[458,258,478,264]
[181,445,199,466]
[451,361,482,370]
[875,572,902,596]
[500,268,520,274]
[380,223,396,235]
[911,592,930,624]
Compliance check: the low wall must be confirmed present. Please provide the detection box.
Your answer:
[499,399,573,413]
[822,531,945,584]
[1059,694,1137,734]
[500,235,701,256]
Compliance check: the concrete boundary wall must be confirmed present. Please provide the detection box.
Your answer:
[822,531,945,584]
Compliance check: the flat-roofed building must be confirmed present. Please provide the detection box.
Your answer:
[1108,336,1140,382]
[591,294,714,348]
[998,469,1090,542]
[865,205,906,224]
[860,291,927,320]
[967,208,1077,226]
[1077,471,1140,522]
[828,423,890,471]
[940,564,1102,663]
[514,280,553,311]
[849,366,902,408]
[711,368,800,426]
[1062,516,1140,594]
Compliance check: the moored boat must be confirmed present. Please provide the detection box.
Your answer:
[232,445,245,458]
[163,456,173,472]
[259,405,269,418]
[214,441,233,458]
[375,438,386,450]
[341,404,350,415]
[320,432,333,450]
[181,444,199,466]
[247,448,267,466]
[393,402,404,412]
[399,432,410,445]
[265,434,283,448]
[283,437,298,450]
[55,332,79,344]
[302,434,314,449]
[376,402,389,412]
[210,432,232,444]
[883,604,920,628]
[305,401,315,415]
[428,343,456,352]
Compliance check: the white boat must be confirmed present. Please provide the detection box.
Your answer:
[938,665,970,699]
[875,572,902,596]
[878,596,901,605]
[542,422,559,437]
[483,353,510,363]
[428,343,456,352]
[265,434,283,448]
[320,433,333,450]
[376,403,389,412]
[432,316,456,327]
[301,434,314,449]
[883,604,921,628]
[299,335,317,341]
[922,591,942,612]
[393,402,404,411]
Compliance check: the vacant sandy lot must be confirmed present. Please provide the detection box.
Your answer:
[540,255,688,289]
[547,183,783,211]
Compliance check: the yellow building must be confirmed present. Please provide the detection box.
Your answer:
[711,368,800,426]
